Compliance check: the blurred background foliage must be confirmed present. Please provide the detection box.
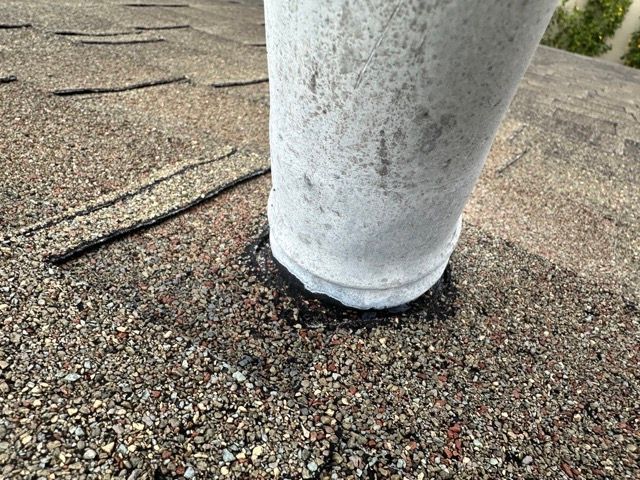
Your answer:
[541,0,640,68]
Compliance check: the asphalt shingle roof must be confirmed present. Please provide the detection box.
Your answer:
[0,1,639,479]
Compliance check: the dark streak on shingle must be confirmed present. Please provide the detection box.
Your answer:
[54,30,140,36]
[211,77,269,88]
[0,23,32,29]
[20,149,237,237]
[134,24,190,30]
[123,3,189,7]
[78,38,165,45]
[48,166,271,264]
[52,76,188,96]
[496,148,529,175]
[0,75,17,84]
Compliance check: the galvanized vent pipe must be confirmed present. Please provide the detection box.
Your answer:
[265,0,557,309]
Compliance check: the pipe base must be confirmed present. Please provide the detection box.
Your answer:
[269,221,461,310]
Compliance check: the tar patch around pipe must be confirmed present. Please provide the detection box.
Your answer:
[244,227,458,331]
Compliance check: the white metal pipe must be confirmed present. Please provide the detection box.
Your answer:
[264,0,557,309]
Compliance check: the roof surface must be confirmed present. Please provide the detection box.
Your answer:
[1,1,639,479]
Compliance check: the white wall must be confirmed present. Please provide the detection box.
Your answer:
[563,0,640,64]
[601,0,640,62]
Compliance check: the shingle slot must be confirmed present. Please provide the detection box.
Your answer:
[54,30,140,36]
[78,38,165,45]
[495,148,529,175]
[20,148,237,237]
[0,23,32,29]
[52,76,188,96]
[123,3,190,7]
[48,167,270,264]
[134,24,190,30]
[211,77,269,88]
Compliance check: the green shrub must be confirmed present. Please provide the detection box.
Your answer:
[622,26,640,67]
[542,0,632,57]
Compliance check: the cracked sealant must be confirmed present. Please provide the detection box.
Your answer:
[264,0,557,309]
